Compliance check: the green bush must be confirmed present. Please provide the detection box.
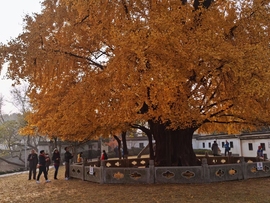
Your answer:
[194,149,212,155]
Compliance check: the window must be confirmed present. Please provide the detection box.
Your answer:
[248,143,253,151]
[208,142,211,148]
[260,143,265,150]
[202,143,205,148]
[139,143,144,148]
[230,142,234,149]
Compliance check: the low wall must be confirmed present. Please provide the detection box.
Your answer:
[69,157,270,184]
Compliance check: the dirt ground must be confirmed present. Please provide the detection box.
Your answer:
[1,166,270,203]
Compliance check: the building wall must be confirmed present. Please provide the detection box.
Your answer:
[193,136,270,159]
[241,139,270,158]
[0,144,6,150]
[126,140,148,149]
[193,138,241,155]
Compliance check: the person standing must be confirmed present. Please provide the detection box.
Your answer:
[36,150,51,183]
[100,150,108,160]
[52,148,61,180]
[64,147,73,180]
[27,149,38,180]
[224,140,230,156]
[77,152,83,163]
[211,141,219,156]
[257,146,264,160]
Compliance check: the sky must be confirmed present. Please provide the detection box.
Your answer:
[0,1,42,114]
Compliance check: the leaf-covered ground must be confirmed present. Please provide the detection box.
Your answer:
[1,166,269,203]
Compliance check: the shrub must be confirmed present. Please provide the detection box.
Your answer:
[194,149,213,155]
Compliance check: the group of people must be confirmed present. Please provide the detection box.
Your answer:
[212,140,265,159]
[28,147,109,183]
[27,147,73,183]
[211,140,230,156]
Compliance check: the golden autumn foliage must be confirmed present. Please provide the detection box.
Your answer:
[0,0,270,143]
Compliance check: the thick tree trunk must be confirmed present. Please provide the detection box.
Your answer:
[113,135,122,159]
[53,137,58,149]
[121,132,128,159]
[149,121,200,166]
[147,132,154,160]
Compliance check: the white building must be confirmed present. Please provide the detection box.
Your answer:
[193,131,270,158]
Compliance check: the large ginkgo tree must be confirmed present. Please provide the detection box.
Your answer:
[0,0,270,166]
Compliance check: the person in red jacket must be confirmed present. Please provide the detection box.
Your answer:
[100,150,108,160]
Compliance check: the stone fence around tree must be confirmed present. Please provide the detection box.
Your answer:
[69,156,270,184]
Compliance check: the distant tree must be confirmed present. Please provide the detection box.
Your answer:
[9,85,31,114]
[0,0,269,166]
[0,86,40,167]
[0,94,5,123]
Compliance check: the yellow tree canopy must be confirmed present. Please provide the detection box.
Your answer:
[1,0,270,141]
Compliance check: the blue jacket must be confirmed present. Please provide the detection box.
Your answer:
[225,143,230,151]
[257,149,263,157]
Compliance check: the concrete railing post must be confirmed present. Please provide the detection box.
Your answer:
[82,158,85,181]
[97,156,101,167]
[240,157,247,180]
[201,158,210,182]
[100,161,105,184]
[148,160,155,184]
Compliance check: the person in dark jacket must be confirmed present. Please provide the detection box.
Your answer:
[64,147,73,180]
[211,141,219,156]
[27,149,38,180]
[36,150,51,183]
[52,148,61,180]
